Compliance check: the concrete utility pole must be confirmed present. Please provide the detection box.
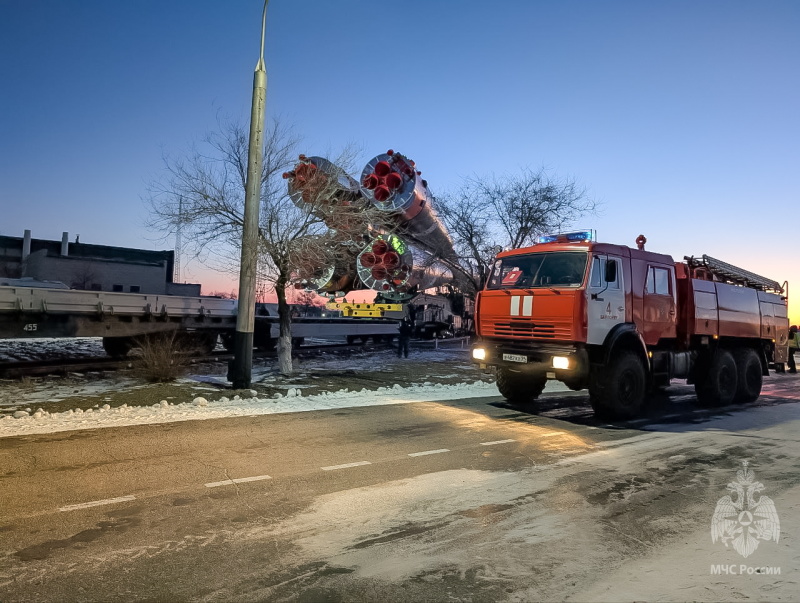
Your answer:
[230,0,268,389]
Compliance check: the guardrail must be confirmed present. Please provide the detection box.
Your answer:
[416,336,472,350]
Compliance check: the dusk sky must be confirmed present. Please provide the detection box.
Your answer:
[1,1,798,322]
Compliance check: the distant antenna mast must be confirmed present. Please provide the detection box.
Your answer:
[174,197,183,282]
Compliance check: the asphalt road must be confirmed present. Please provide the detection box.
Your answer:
[1,376,799,602]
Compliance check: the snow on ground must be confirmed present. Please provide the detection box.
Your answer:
[0,380,567,439]
[0,338,567,437]
[0,337,106,361]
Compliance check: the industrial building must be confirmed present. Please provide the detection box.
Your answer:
[0,230,200,296]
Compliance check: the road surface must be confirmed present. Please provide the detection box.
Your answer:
[1,376,798,602]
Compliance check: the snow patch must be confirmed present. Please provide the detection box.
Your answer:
[0,380,502,438]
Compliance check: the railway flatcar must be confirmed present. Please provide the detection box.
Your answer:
[0,285,398,358]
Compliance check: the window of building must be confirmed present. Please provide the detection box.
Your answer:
[112,284,124,292]
[89,283,102,291]
[129,285,140,293]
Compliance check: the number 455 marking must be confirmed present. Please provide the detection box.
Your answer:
[23,323,38,332]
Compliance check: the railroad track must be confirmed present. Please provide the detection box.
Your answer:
[0,341,395,379]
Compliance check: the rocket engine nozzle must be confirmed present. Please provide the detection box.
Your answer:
[384,172,404,190]
[362,173,379,190]
[359,252,377,268]
[373,161,392,177]
[372,240,389,255]
[373,185,392,202]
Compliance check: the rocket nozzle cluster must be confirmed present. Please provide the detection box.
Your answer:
[356,234,413,292]
[284,156,362,210]
[361,150,417,204]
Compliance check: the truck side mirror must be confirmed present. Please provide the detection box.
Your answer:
[605,260,617,283]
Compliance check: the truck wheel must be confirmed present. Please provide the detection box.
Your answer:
[694,349,737,406]
[598,351,647,419]
[733,348,762,404]
[496,368,546,406]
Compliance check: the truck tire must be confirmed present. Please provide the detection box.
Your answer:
[733,348,762,404]
[694,349,737,406]
[591,351,646,420]
[496,367,546,406]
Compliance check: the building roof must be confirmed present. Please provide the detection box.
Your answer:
[0,235,175,281]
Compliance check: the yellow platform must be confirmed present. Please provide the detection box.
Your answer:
[326,302,403,318]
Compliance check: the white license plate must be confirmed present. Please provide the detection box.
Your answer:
[503,353,527,363]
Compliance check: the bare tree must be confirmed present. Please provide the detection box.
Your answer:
[0,262,21,279]
[208,290,238,299]
[69,264,98,290]
[293,288,325,316]
[146,118,387,375]
[437,167,596,294]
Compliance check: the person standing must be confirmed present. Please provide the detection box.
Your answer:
[397,319,413,358]
[788,325,798,374]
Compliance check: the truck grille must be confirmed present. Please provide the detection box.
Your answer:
[492,321,555,338]
[483,319,571,341]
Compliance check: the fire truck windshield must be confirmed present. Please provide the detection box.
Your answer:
[487,252,588,289]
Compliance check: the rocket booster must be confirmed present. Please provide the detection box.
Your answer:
[360,150,454,257]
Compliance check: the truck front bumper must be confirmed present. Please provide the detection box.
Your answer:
[472,339,589,382]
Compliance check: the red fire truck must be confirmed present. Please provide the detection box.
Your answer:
[471,232,790,419]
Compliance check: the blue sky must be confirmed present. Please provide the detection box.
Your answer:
[1,1,798,320]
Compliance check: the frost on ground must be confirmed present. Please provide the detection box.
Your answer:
[0,344,560,438]
[0,337,106,361]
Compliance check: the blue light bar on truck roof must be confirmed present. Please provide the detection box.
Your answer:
[536,230,595,244]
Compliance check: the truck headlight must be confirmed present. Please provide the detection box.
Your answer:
[472,348,487,361]
[552,356,570,370]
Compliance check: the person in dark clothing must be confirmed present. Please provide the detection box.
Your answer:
[788,325,798,374]
[397,319,413,358]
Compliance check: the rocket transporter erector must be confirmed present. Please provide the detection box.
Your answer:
[284,150,455,301]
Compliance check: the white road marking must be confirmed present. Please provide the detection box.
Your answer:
[408,448,450,457]
[321,461,372,471]
[480,439,517,446]
[541,431,566,437]
[205,475,272,488]
[59,495,136,512]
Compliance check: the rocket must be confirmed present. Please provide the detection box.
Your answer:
[285,150,454,300]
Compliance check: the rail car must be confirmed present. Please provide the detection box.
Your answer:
[0,285,399,358]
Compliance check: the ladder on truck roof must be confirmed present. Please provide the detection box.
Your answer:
[684,254,784,294]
